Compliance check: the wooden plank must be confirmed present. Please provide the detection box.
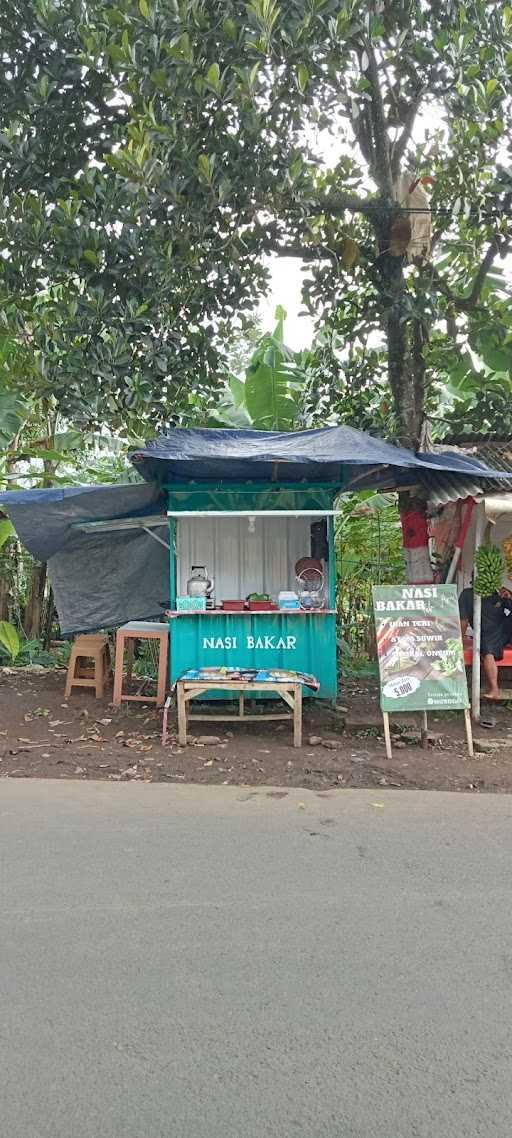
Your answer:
[177,683,187,746]
[183,686,213,702]
[156,631,168,708]
[293,683,302,748]
[382,712,393,760]
[464,707,474,758]
[188,713,291,723]
[112,631,124,706]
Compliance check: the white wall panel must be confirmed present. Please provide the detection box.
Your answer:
[176,515,312,601]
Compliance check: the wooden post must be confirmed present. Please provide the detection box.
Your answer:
[471,504,486,722]
[112,630,124,707]
[156,630,168,708]
[421,711,428,749]
[239,692,245,718]
[464,708,474,758]
[177,683,187,746]
[382,712,392,760]
[293,683,302,748]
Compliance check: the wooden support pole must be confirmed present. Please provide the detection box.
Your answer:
[177,683,187,746]
[421,711,428,749]
[382,712,392,760]
[293,683,302,748]
[464,708,474,758]
[471,504,486,722]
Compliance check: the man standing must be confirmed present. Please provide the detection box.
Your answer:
[459,585,512,699]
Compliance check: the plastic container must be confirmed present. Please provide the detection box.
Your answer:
[248,600,277,611]
[222,600,246,611]
[278,591,300,611]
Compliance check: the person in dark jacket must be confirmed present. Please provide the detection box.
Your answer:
[459,586,512,699]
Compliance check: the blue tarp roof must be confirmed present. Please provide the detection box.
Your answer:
[0,481,164,560]
[129,426,503,486]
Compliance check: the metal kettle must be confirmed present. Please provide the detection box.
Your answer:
[187,565,214,600]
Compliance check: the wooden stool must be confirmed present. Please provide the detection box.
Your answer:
[113,621,169,708]
[65,634,111,699]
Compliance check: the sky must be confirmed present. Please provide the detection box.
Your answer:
[259,255,314,349]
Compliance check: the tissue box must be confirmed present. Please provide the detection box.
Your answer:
[176,596,206,612]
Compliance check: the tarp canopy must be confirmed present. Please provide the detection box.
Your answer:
[130,425,503,486]
[0,482,168,634]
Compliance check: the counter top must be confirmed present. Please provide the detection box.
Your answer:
[168,609,336,617]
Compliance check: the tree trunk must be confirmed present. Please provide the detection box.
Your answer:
[23,561,47,640]
[42,585,55,650]
[380,251,433,582]
[0,569,10,622]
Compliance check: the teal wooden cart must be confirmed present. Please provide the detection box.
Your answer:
[165,481,341,700]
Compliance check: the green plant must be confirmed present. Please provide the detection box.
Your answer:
[0,620,20,662]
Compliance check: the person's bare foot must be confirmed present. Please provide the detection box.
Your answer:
[484,690,501,700]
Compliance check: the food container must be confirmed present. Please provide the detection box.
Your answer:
[222,600,246,611]
[278,591,300,611]
[247,600,277,611]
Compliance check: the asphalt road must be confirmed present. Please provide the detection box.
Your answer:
[2,781,512,1138]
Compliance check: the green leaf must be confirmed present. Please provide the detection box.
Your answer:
[244,311,303,430]
[83,249,98,265]
[206,62,221,91]
[197,153,214,181]
[139,0,150,18]
[486,78,499,96]
[297,62,309,93]
[229,374,246,408]
[0,621,20,663]
[0,519,15,550]
[0,388,28,449]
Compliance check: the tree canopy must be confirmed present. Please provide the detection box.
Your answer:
[1,0,512,445]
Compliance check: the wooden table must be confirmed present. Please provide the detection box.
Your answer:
[175,679,303,748]
[113,621,169,708]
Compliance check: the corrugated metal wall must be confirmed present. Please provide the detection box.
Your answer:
[176,516,313,602]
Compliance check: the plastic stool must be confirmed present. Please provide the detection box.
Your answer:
[65,634,111,699]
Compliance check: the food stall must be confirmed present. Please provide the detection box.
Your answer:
[165,483,338,698]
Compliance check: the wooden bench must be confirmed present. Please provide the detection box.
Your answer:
[174,679,303,748]
[463,642,512,667]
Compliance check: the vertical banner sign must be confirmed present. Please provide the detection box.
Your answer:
[372,584,469,712]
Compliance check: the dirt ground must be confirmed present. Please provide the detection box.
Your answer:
[3,667,512,793]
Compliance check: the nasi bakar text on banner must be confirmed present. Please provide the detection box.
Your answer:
[372,584,469,712]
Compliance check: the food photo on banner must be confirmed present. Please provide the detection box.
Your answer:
[372,584,469,713]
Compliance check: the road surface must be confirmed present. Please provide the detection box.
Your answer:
[2,780,512,1137]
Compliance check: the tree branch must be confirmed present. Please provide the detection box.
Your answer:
[363,41,393,198]
[430,226,512,312]
[390,88,426,179]
[306,193,377,218]
[265,239,337,262]
[456,234,511,311]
